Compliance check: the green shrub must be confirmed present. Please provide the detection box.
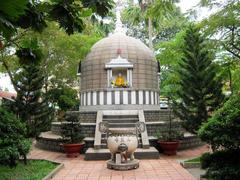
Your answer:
[46,86,79,111]
[61,113,84,144]
[200,150,240,180]
[198,93,240,179]
[198,93,240,150]
[0,107,31,167]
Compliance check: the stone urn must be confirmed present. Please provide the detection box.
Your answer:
[99,122,145,170]
[107,130,138,161]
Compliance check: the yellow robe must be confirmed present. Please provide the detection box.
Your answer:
[115,76,125,87]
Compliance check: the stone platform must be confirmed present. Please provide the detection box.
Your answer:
[107,159,139,170]
[36,131,204,153]
[84,147,159,160]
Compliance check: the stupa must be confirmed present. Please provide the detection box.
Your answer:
[79,2,161,160]
[36,2,204,158]
[79,23,159,111]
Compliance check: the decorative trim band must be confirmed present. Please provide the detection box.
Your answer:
[80,90,159,106]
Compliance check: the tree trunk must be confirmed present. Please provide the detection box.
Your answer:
[148,17,153,50]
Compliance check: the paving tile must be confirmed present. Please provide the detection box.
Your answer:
[111,175,123,180]
[28,143,210,180]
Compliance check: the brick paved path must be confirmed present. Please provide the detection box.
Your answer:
[28,145,209,180]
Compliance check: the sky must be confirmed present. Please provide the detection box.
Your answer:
[0,0,203,93]
[177,0,200,13]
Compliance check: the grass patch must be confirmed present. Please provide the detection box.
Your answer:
[185,156,201,163]
[0,160,58,180]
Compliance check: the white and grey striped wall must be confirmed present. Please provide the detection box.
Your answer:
[79,89,159,110]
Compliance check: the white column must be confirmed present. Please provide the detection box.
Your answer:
[115,91,120,104]
[151,91,154,105]
[155,92,158,105]
[139,91,143,105]
[107,69,110,87]
[145,91,149,105]
[123,91,128,104]
[129,69,132,87]
[87,92,91,105]
[99,91,104,105]
[93,91,97,105]
[107,91,112,105]
[80,93,83,106]
[131,91,136,104]
[83,93,86,106]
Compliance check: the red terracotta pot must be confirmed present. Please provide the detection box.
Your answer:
[158,141,180,155]
[62,143,84,158]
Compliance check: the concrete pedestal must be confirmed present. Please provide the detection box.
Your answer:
[107,159,139,170]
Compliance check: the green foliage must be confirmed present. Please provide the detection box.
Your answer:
[200,150,240,180]
[0,0,28,39]
[22,22,102,87]
[174,24,224,134]
[198,93,240,179]
[46,86,79,111]
[0,160,57,180]
[155,104,184,141]
[155,128,183,141]
[122,1,187,45]
[61,113,84,144]
[147,0,179,19]
[0,107,31,167]
[198,0,240,100]
[49,0,86,35]
[14,39,54,137]
[184,156,200,163]
[198,93,240,150]
[82,0,115,17]
[199,0,240,60]
[0,0,114,39]
[16,2,47,33]
[156,30,186,97]
[16,38,43,64]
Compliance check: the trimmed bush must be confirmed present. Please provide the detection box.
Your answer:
[199,93,240,150]
[0,107,31,167]
[198,93,240,179]
[201,150,240,180]
[61,113,84,144]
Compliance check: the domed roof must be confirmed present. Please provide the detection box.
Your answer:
[85,33,154,63]
[81,33,158,91]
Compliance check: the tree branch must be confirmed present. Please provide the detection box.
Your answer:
[223,43,240,59]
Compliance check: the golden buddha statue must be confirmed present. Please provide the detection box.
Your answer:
[115,73,125,87]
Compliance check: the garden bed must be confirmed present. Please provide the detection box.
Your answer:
[0,160,62,180]
[180,157,201,168]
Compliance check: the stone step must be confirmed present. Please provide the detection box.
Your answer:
[102,119,138,123]
[106,123,137,128]
[84,147,159,160]
[103,115,138,119]
[108,127,136,133]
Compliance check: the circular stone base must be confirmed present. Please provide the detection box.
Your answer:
[107,159,139,170]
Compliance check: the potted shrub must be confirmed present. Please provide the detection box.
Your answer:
[156,99,183,155]
[61,114,84,158]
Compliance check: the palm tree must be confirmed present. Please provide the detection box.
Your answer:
[123,0,178,49]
